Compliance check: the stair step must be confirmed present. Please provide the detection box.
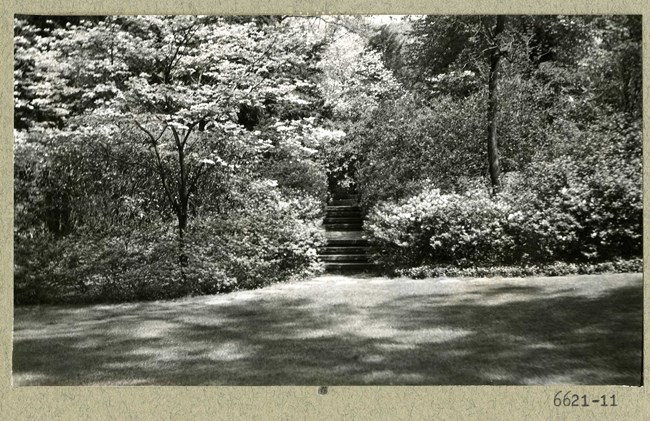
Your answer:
[330,199,359,206]
[325,210,362,218]
[320,254,369,263]
[326,205,360,211]
[324,230,364,240]
[319,246,368,255]
[324,262,377,272]
[325,239,369,247]
[319,195,374,273]
[324,223,363,231]
[332,194,359,199]
[323,217,361,224]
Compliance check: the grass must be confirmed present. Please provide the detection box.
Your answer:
[13,273,643,386]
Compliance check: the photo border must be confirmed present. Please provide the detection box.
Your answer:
[1,1,648,419]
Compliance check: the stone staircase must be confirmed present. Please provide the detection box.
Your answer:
[319,195,376,273]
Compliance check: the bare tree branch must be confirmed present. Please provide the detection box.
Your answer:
[187,163,206,196]
[134,121,179,212]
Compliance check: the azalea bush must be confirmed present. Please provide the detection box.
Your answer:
[14,126,328,304]
[15,224,194,304]
[502,115,642,262]
[365,187,515,269]
[187,181,325,291]
[366,117,642,272]
[14,185,325,304]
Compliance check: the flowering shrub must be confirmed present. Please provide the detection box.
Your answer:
[395,259,642,279]
[366,122,642,271]
[14,183,325,304]
[501,117,642,262]
[501,163,584,262]
[190,185,325,291]
[365,188,515,269]
[14,224,212,304]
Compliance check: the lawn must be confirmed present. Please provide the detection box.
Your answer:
[12,273,643,386]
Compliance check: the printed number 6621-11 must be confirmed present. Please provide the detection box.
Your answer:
[553,391,618,407]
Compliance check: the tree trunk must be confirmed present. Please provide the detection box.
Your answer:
[177,216,189,276]
[171,126,190,271]
[486,15,505,194]
[177,160,189,269]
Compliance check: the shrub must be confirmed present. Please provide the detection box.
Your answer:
[502,116,642,262]
[501,164,584,262]
[366,122,642,270]
[365,187,515,269]
[394,259,642,279]
[15,224,194,304]
[189,187,325,291]
[14,182,326,304]
[350,93,487,209]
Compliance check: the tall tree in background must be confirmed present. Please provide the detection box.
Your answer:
[383,15,508,190]
[370,15,618,192]
[483,15,506,193]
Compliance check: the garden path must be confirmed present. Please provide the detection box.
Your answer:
[319,194,376,272]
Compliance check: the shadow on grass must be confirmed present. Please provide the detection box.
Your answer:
[13,275,643,385]
[377,285,642,385]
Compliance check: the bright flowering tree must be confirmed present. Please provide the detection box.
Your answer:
[317,31,399,120]
[313,26,400,194]
[15,16,333,252]
[14,15,359,300]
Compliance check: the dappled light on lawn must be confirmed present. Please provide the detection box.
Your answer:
[13,273,642,385]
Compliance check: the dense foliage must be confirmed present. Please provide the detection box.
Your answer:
[356,15,642,273]
[14,16,341,303]
[395,259,643,279]
[14,15,643,302]
[364,113,642,270]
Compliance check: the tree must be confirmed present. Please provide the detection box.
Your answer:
[483,15,506,193]
[374,15,606,191]
[317,30,398,121]
[14,15,332,276]
[314,26,399,194]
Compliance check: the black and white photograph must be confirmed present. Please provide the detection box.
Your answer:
[12,14,643,387]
